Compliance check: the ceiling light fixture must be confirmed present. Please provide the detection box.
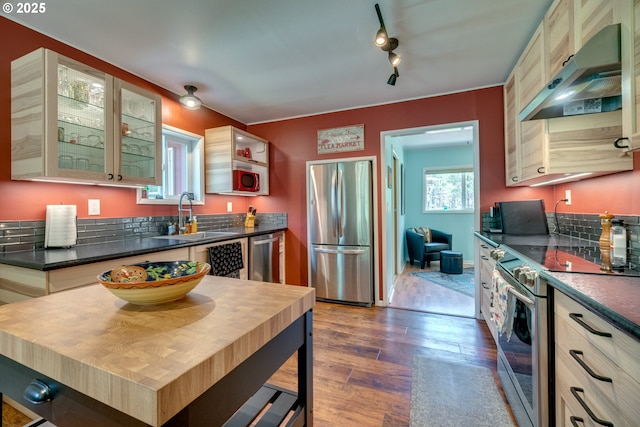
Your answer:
[179,85,202,110]
[374,3,401,85]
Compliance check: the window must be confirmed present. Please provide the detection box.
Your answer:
[423,167,474,212]
[137,125,204,205]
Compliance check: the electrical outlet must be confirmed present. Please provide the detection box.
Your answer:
[227,202,233,212]
[88,199,100,215]
[565,190,572,205]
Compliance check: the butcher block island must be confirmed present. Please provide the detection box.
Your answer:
[0,276,315,427]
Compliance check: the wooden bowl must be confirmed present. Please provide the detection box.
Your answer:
[98,261,211,305]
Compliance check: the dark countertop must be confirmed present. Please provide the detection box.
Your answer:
[474,231,640,341]
[0,226,286,271]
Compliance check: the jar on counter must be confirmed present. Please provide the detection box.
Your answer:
[610,219,627,269]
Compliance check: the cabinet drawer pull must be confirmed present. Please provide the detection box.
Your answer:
[569,313,612,337]
[481,281,489,289]
[570,416,585,427]
[481,255,489,260]
[480,244,488,249]
[537,166,545,174]
[511,176,519,182]
[570,387,614,427]
[569,350,612,382]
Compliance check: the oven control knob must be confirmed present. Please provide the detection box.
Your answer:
[490,249,505,260]
[516,266,531,284]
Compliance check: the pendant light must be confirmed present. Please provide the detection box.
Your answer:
[179,85,202,110]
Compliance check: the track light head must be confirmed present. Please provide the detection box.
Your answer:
[375,28,387,47]
[388,50,401,67]
[387,67,399,86]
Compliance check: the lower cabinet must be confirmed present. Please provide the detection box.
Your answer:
[475,236,498,341]
[0,248,190,304]
[189,237,248,280]
[554,290,640,427]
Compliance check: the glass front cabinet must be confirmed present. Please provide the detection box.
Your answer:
[11,48,161,186]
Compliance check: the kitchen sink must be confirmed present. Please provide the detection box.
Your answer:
[153,231,238,241]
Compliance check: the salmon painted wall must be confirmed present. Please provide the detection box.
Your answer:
[0,17,251,221]
[248,87,554,289]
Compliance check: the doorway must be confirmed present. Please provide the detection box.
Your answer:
[379,121,480,318]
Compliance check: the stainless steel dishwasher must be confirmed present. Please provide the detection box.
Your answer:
[249,232,281,283]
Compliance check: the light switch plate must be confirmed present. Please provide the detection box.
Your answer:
[227,202,233,212]
[88,199,100,216]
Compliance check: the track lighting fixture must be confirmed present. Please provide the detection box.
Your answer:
[179,85,202,110]
[374,3,401,85]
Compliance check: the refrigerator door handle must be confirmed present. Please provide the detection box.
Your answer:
[337,167,344,238]
[331,170,339,238]
[313,247,366,255]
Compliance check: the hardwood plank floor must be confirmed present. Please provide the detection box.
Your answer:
[266,301,513,426]
[389,262,475,317]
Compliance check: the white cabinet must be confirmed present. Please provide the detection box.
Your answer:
[554,290,640,427]
[11,48,161,186]
[205,126,269,195]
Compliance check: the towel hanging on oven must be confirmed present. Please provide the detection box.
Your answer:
[208,242,244,277]
[490,270,516,340]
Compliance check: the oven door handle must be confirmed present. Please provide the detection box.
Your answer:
[507,286,534,307]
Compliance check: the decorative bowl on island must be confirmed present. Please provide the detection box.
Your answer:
[97,261,211,305]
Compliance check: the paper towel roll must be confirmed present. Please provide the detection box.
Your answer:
[45,205,77,248]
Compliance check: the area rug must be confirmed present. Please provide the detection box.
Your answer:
[410,267,475,298]
[409,357,515,426]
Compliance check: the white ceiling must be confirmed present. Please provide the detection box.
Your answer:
[6,0,552,128]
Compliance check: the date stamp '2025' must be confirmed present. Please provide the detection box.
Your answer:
[3,2,46,14]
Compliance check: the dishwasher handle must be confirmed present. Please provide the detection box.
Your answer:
[252,236,279,246]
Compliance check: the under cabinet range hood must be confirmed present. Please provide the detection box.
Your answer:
[519,24,621,121]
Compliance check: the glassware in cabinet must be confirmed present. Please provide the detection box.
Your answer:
[115,80,161,185]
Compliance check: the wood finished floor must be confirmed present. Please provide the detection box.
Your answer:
[389,262,475,318]
[266,301,512,426]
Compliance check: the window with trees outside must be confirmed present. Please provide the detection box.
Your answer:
[423,167,474,213]
[136,125,204,205]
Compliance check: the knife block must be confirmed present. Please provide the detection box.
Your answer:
[244,214,255,228]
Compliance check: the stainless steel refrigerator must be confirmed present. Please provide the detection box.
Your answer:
[307,160,373,306]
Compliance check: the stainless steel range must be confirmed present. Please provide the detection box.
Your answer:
[493,247,549,427]
[492,240,640,427]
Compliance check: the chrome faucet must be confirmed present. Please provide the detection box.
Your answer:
[178,192,194,234]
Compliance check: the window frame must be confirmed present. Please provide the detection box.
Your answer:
[136,124,205,205]
[422,165,475,214]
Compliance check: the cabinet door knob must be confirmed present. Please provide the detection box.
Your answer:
[23,379,55,404]
[108,173,114,180]
[117,174,123,181]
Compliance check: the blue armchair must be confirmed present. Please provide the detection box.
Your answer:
[406,228,452,268]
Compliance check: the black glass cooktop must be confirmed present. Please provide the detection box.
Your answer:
[505,244,640,277]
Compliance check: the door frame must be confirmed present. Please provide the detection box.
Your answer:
[378,121,480,315]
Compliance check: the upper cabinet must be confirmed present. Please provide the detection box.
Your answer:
[11,48,161,186]
[504,0,632,186]
[205,126,269,196]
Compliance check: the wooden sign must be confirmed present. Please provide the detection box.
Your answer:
[317,124,364,154]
